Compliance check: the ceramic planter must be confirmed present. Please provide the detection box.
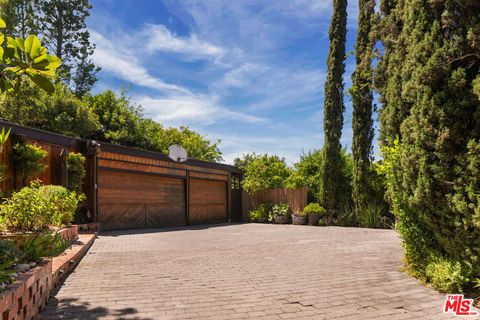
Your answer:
[308,214,321,226]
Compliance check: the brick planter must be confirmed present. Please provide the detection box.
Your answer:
[57,225,78,242]
[0,225,79,245]
[0,260,52,320]
[0,232,96,320]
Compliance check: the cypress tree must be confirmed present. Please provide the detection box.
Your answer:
[321,0,348,219]
[351,0,375,216]
[377,0,480,291]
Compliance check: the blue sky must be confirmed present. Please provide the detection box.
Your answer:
[88,0,378,165]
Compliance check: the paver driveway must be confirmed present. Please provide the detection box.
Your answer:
[42,224,458,319]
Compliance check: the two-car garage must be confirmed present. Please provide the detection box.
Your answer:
[95,144,236,230]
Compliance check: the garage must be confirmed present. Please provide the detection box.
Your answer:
[97,169,185,230]
[189,178,227,225]
[94,144,242,230]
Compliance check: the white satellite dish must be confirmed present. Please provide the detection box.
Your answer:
[168,144,188,162]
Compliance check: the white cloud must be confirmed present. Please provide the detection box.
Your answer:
[91,31,191,94]
[135,95,265,127]
[142,24,225,60]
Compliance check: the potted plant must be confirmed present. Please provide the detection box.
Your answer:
[248,203,272,223]
[292,210,307,225]
[272,202,291,224]
[303,203,325,226]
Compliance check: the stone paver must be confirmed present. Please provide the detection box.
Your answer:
[42,224,461,319]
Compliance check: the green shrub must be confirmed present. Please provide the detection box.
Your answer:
[67,152,86,193]
[425,256,472,293]
[13,143,48,186]
[39,185,85,226]
[295,210,308,217]
[0,181,84,231]
[249,203,272,222]
[20,232,70,262]
[356,203,390,229]
[272,202,290,219]
[303,203,325,216]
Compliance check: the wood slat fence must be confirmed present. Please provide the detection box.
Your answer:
[242,187,308,221]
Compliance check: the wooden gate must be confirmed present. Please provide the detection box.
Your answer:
[189,178,227,224]
[98,169,185,230]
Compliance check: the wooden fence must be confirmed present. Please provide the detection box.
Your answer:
[242,187,308,221]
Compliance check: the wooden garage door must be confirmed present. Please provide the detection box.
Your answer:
[98,170,185,230]
[189,178,227,224]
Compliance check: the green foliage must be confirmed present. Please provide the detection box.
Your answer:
[376,1,480,291]
[303,203,325,216]
[13,143,47,184]
[38,184,85,226]
[22,0,99,96]
[85,90,222,162]
[272,202,290,219]
[249,203,272,223]
[356,203,390,229]
[67,152,85,193]
[286,150,324,202]
[0,80,101,138]
[0,181,84,231]
[321,0,348,217]
[242,154,292,195]
[0,259,16,286]
[0,126,10,148]
[0,85,221,161]
[0,17,61,94]
[425,256,472,293]
[0,239,22,262]
[20,232,69,262]
[351,0,375,219]
[0,240,20,287]
[233,153,258,171]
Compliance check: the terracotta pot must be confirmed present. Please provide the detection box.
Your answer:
[292,215,307,225]
[308,214,321,226]
[274,215,288,224]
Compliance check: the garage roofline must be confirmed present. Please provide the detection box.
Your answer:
[0,120,242,174]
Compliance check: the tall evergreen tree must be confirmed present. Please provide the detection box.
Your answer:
[377,0,480,291]
[34,0,99,96]
[351,0,375,216]
[0,0,36,38]
[321,0,348,219]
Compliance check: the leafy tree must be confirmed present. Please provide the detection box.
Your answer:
[0,0,36,39]
[242,154,292,195]
[287,150,324,202]
[351,0,375,217]
[159,126,222,162]
[84,89,142,145]
[84,90,222,162]
[33,0,99,96]
[0,18,61,94]
[233,153,259,171]
[321,0,348,219]
[377,0,480,292]
[0,80,101,137]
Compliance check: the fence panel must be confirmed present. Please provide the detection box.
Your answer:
[242,187,308,221]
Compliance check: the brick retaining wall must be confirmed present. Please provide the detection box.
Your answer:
[1,260,52,320]
[0,229,96,320]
